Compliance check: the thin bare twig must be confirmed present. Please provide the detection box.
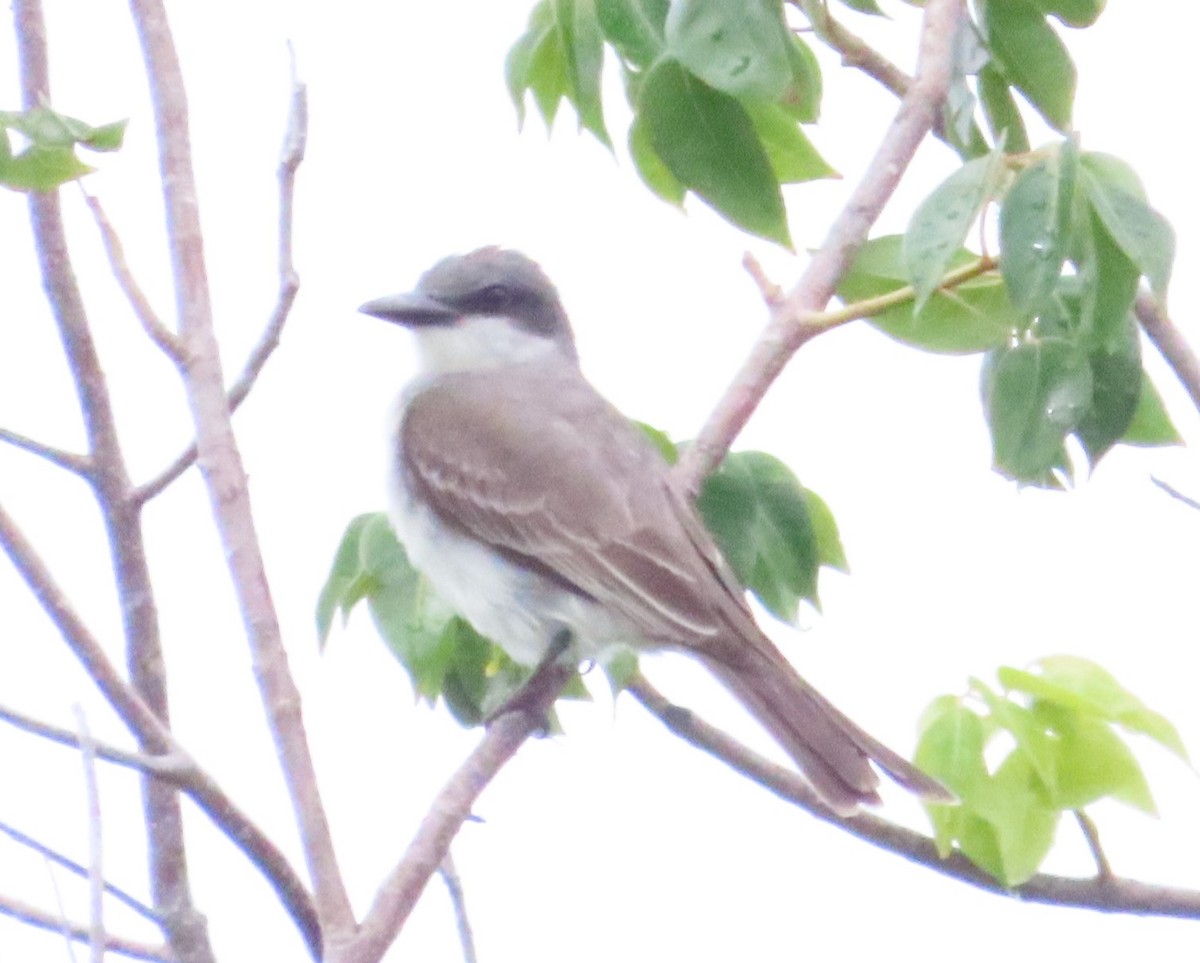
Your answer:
[1150,476,1200,512]
[438,850,478,963]
[82,190,183,363]
[333,664,574,963]
[0,819,159,924]
[678,0,964,490]
[0,894,174,962]
[627,674,1200,919]
[73,706,107,963]
[0,426,91,475]
[133,71,308,506]
[127,0,349,947]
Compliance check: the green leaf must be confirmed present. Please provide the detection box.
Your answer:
[983,0,1076,131]
[316,513,378,644]
[983,338,1092,483]
[843,236,1016,354]
[971,678,1057,793]
[915,697,989,802]
[1120,375,1181,447]
[83,120,128,152]
[438,617,497,726]
[745,103,836,184]
[603,648,641,695]
[800,488,847,573]
[1039,707,1156,813]
[638,58,789,245]
[971,752,1061,886]
[1079,152,1146,200]
[999,143,1076,321]
[595,0,668,66]
[506,1,557,125]
[904,151,1000,309]
[1032,0,1106,28]
[553,0,610,144]
[1075,314,1140,465]
[978,64,1029,153]
[780,34,822,123]
[835,0,886,14]
[1077,208,1140,348]
[635,420,680,462]
[1006,656,1189,760]
[664,0,791,100]
[696,451,825,620]
[628,114,686,205]
[0,144,93,192]
[1080,164,1174,298]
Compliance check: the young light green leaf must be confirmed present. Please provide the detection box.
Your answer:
[664,0,791,100]
[842,236,1016,354]
[971,678,1057,793]
[639,58,790,246]
[316,513,378,644]
[999,142,1077,322]
[506,0,557,124]
[780,34,822,123]
[970,752,1061,886]
[904,151,1000,309]
[983,338,1092,483]
[603,648,641,696]
[0,145,93,192]
[1039,708,1156,814]
[915,696,989,802]
[1120,375,1181,448]
[595,0,668,66]
[983,0,1076,131]
[746,103,837,184]
[800,488,848,573]
[1081,165,1174,298]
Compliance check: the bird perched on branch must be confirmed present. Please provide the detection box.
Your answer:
[360,247,950,814]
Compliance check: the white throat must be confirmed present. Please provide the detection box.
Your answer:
[412,314,564,376]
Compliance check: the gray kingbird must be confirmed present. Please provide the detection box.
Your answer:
[360,247,949,814]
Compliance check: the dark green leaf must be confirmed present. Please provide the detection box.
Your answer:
[983,338,1092,483]
[1076,315,1140,465]
[983,0,1076,131]
[1081,165,1174,298]
[843,236,1016,354]
[664,0,790,100]
[1079,151,1146,199]
[1077,208,1140,349]
[1120,375,1181,447]
[1032,0,1106,27]
[904,152,1000,309]
[978,64,1029,153]
[745,103,836,184]
[835,0,886,14]
[595,0,668,66]
[639,58,789,245]
[697,451,825,620]
[999,144,1076,321]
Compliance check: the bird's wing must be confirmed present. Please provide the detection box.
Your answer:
[399,363,734,646]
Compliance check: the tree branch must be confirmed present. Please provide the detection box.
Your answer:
[331,664,574,963]
[438,851,478,963]
[126,0,351,946]
[627,674,1200,919]
[678,0,964,490]
[1136,291,1200,415]
[0,505,320,958]
[0,894,174,962]
[73,706,108,963]
[0,818,159,924]
[132,71,308,506]
[0,426,91,475]
[1074,809,1114,881]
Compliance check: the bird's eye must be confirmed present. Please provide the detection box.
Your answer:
[479,284,512,311]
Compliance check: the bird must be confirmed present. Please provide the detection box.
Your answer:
[360,246,950,814]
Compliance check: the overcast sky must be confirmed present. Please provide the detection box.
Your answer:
[2,1,1199,960]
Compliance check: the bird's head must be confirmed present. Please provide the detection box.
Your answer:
[360,247,578,375]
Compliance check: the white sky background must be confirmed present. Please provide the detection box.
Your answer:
[1,1,1199,960]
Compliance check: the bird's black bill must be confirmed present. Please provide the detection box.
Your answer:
[359,291,458,327]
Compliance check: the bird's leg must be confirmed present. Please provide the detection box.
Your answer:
[484,627,576,729]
